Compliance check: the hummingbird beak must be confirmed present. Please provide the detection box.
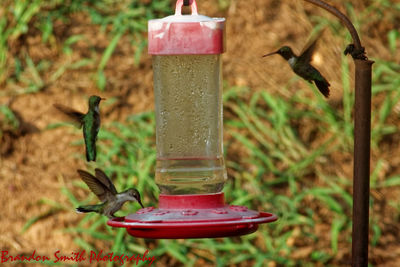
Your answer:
[100,98,106,101]
[138,199,144,209]
[262,51,278,57]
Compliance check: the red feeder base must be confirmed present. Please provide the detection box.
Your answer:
[107,193,277,239]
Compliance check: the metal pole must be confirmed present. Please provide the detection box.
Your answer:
[302,1,374,266]
[352,59,373,266]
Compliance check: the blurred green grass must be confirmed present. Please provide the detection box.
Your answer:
[0,0,170,91]
[4,0,399,266]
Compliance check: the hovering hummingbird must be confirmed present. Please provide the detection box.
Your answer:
[76,168,144,218]
[263,35,330,98]
[53,95,105,161]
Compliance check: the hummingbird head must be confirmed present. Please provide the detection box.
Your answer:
[263,46,295,60]
[88,95,105,109]
[124,188,144,208]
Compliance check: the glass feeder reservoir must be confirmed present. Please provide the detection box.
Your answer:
[150,1,226,195]
[108,0,277,239]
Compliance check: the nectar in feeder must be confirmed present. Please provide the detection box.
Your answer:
[149,0,226,195]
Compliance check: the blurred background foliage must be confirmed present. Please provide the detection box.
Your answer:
[1,0,400,266]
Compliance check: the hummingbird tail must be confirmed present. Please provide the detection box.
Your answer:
[76,204,102,214]
[85,148,96,162]
[314,79,330,98]
[86,147,96,162]
[76,207,90,213]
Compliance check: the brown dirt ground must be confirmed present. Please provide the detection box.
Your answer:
[1,0,399,266]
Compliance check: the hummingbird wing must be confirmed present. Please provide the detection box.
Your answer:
[77,169,116,202]
[53,104,85,128]
[298,30,323,64]
[298,38,318,64]
[94,168,118,195]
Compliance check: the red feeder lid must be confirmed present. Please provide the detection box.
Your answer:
[107,193,277,239]
[148,0,225,55]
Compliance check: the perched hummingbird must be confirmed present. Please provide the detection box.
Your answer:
[76,168,144,218]
[263,36,330,98]
[53,95,105,161]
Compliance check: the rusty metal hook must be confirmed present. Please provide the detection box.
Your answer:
[303,1,373,266]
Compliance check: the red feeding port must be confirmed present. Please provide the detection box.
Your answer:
[108,193,277,239]
[108,0,277,239]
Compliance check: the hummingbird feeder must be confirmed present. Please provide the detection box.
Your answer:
[108,0,277,239]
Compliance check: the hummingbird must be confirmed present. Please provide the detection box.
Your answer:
[53,95,105,161]
[76,168,144,218]
[263,35,330,98]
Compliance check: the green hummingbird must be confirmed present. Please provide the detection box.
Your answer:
[53,95,105,161]
[76,168,144,218]
[263,35,330,98]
